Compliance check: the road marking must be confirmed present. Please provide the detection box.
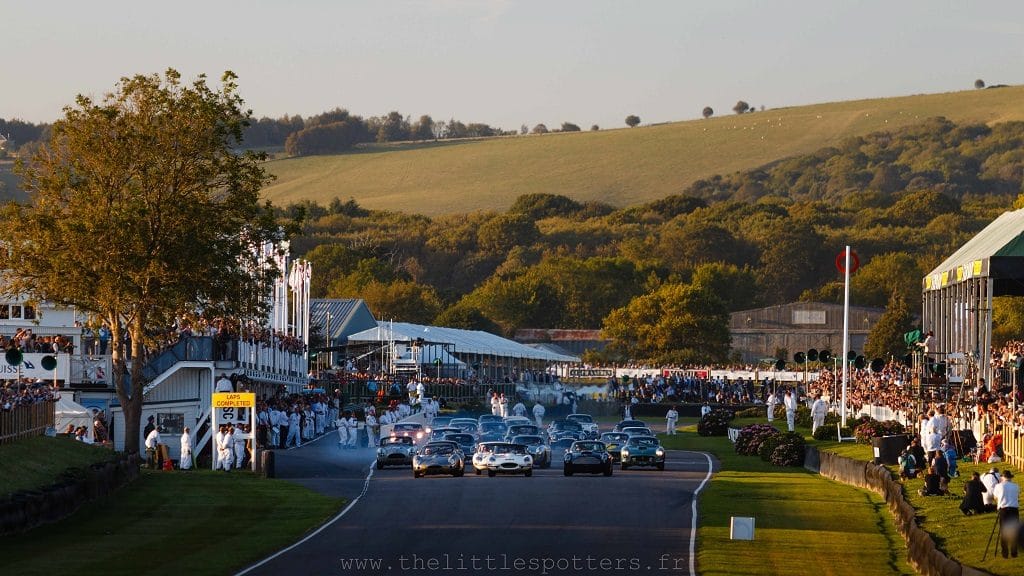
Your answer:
[680,451,714,576]
[234,457,377,576]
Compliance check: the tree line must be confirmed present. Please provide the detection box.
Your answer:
[283,117,1024,364]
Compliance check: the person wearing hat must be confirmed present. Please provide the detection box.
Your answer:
[143,415,156,440]
[982,467,1002,512]
[993,469,1020,558]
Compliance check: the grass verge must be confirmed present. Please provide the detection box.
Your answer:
[0,435,115,496]
[660,425,915,576]
[0,468,346,576]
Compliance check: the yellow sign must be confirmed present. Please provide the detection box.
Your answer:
[213,392,256,408]
[973,260,983,275]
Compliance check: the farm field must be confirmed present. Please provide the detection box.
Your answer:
[262,85,1024,216]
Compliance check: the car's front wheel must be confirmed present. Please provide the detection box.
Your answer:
[475,467,481,475]
[375,461,383,470]
[525,468,533,477]
[487,469,496,477]
[604,465,613,477]
[413,470,421,478]
[657,462,665,471]
[621,462,629,470]
[564,466,573,477]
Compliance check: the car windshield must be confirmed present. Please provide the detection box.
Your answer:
[479,415,502,423]
[601,433,629,442]
[618,420,645,428]
[451,419,477,427]
[554,421,582,430]
[476,443,496,453]
[574,442,605,452]
[568,414,593,423]
[629,437,660,448]
[481,423,508,433]
[622,427,649,435]
[383,437,413,446]
[394,424,422,432]
[493,444,527,455]
[444,434,473,444]
[513,435,543,446]
[422,444,455,456]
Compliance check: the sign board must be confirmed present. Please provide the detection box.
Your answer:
[211,392,256,471]
[568,368,615,379]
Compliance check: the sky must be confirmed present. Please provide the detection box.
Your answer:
[4,1,1023,130]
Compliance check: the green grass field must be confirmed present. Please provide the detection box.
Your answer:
[262,85,1024,216]
[0,435,115,496]
[0,468,345,576]
[660,424,915,576]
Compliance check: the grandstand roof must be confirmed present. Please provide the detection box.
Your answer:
[924,208,1024,295]
[347,322,580,363]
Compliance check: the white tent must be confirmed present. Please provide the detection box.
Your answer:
[55,395,95,440]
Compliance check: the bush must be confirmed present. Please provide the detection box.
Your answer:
[853,418,906,444]
[771,432,807,466]
[794,405,813,428]
[812,420,851,441]
[735,423,781,456]
[758,434,785,461]
[697,408,734,437]
[733,406,761,418]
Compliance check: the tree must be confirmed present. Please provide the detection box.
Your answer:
[602,283,730,364]
[0,69,277,454]
[531,123,549,134]
[702,106,714,119]
[625,115,641,128]
[561,122,581,132]
[975,79,985,89]
[732,101,750,114]
[864,288,915,360]
[411,115,435,141]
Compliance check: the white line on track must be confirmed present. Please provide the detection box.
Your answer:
[680,451,714,576]
[234,457,377,576]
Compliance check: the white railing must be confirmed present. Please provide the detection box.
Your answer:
[237,340,308,386]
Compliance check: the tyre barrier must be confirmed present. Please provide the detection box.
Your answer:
[0,452,141,536]
[811,448,993,576]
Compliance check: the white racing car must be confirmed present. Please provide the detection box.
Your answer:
[483,442,533,477]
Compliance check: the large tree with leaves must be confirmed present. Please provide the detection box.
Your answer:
[864,288,915,360]
[0,69,278,453]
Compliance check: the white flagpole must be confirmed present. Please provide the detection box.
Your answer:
[841,245,851,428]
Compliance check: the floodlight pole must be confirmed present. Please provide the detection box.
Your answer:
[841,245,851,428]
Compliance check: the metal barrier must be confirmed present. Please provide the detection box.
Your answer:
[330,380,517,405]
[0,401,55,445]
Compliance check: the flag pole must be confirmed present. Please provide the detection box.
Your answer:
[841,245,851,428]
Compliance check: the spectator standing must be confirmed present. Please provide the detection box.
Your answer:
[533,402,545,427]
[810,394,828,434]
[993,469,1020,558]
[98,324,111,355]
[766,390,777,423]
[784,389,797,432]
[180,426,193,470]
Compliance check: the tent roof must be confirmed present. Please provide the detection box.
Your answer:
[347,322,580,363]
[925,208,1024,292]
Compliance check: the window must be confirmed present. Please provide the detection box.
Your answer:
[793,310,826,325]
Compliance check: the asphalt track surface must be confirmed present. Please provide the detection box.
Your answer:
[241,430,716,576]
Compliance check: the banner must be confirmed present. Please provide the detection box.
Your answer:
[0,353,70,381]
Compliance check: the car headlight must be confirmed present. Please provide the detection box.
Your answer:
[377,449,384,455]
[656,448,665,456]
[524,456,532,463]
[449,456,457,464]
[416,432,423,439]
[425,427,432,434]
[488,456,496,463]
[621,450,630,457]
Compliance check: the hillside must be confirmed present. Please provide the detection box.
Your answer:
[262,86,1024,216]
